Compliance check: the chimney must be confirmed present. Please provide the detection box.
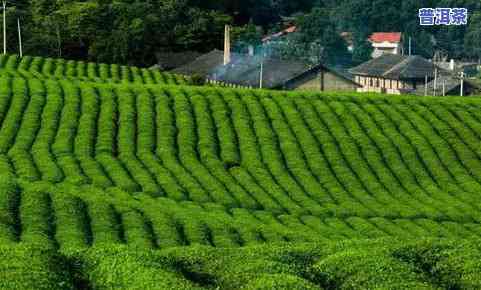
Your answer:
[224,25,231,65]
[248,45,254,56]
[449,59,455,71]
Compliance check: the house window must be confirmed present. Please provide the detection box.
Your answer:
[369,78,373,87]
[376,79,380,87]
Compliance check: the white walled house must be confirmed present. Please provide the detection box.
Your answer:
[349,54,437,95]
[369,32,403,58]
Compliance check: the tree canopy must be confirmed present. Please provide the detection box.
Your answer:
[2,0,480,66]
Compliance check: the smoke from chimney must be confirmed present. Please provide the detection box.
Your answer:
[224,25,231,65]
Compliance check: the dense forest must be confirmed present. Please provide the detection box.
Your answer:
[3,0,481,66]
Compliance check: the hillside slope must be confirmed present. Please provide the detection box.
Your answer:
[1,67,481,288]
[0,55,188,85]
[2,238,481,289]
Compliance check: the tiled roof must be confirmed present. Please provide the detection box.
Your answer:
[369,32,402,43]
[349,54,440,80]
[172,49,358,89]
[173,49,310,88]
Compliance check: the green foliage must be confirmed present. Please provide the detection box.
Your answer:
[0,245,74,290]
[189,73,206,86]
[3,0,481,67]
[0,54,188,84]
[0,239,481,289]
[464,12,481,60]
[1,54,481,287]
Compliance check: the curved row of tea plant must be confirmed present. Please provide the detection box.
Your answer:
[1,76,481,221]
[1,231,481,289]
[1,176,481,250]
[1,71,481,288]
[0,54,188,85]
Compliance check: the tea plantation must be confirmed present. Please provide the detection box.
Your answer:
[1,55,481,289]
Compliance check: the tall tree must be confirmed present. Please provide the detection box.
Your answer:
[464,12,481,60]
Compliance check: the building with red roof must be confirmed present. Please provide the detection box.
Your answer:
[262,26,297,43]
[368,32,403,58]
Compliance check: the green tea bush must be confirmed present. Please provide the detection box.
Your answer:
[153,90,211,203]
[135,88,186,200]
[51,192,90,249]
[0,176,19,243]
[19,187,55,247]
[0,245,74,290]
[0,54,187,85]
[173,91,237,207]
[0,71,480,290]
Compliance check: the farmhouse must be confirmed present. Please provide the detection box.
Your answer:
[349,54,440,95]
[173,25,358,92]
[369,32,403,58]
[173,49,360,91]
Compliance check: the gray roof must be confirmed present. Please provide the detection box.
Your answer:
[413,74,480,96]
[173,49,357,89]
[349,54,440,80]
[172,50,225,76]
[155,51,202,70]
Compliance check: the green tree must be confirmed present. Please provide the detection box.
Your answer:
[352,33,373,64]
[464,12,481,60]
[279,8,349,65]
[231,21,262,54]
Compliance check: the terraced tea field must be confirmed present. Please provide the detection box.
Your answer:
[0,54,188,85]
[1,55,481,289]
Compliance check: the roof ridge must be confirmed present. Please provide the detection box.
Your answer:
[381,56,410,78]
[397,56,420,78]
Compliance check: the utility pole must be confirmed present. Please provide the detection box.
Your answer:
[17,18,21,57]
[442,80,446,96]
[259,59,263,89]
[424,75,428,96]
[259,43,266,89]
[460,71,465,97]
[2,0,6,55]
[408,37,412,56]
[433,67,438,96]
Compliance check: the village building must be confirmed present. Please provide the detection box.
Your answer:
[349,54,438,94]
[369,32,403,58]
[350,54,480,96]
[173,49,360,91]
[174,26,359,92]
